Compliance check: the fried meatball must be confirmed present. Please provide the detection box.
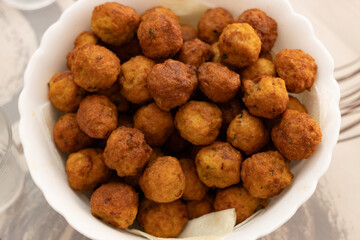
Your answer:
[197,8,234,44]
[147,59,198,111]
[91,2,140,46]
[96,82,131,113]
[195,142,242,188]
[178,39,213,67]
[139,156,186,203]
[287,96,308,113]
[175,101,222,145]
[66,148,111,190]
[140,6,179,22]
[137,199,188,238]
[48,71,86,112]
[163,130,190,154]
[133,102,174,146]
[274,49,318,93]
[271,110,322,160]
[120,55,155,104]
[218,23,261,68]
[71,44,121,92]
[90,182,138,228]
[235,9,277,53]
[227,110,269,155]
[179,158,208,201]
[104,126,152,176]
[74,31,99,47]
[181,24,197,42]
[241,151,293,199]
[76,95,118,139]
[53,113,93,153]
[242,76,289,119]
[211,42,221,63]
[240,58,276,80]
[198,62,241,103]
[137,12,182,59]
[186,194,214,219]
[214,186,268,223]
[218,99,243,128]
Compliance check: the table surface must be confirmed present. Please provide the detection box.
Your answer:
[0,0,359,239]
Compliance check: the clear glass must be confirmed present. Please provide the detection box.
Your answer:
[2,0,56,11]
[0,108,24,212]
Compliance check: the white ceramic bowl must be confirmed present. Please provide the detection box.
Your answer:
[18,0,341,239]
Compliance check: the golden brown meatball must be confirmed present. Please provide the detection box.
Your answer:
[76,95,118,139]
[214,186,268,223]
[178,38,213,67]
[198,62,241,103]
[181,24,197,42]
[140,6,179,22]
[197,8,234,44]
[211,42,221,63]
[104,126,152,176]
[66,148,111,190]
[53,113,93,153]
[227,110,269,155]
[137,199,188,238]
[175,101,222,145]
[218,23,261,68]
[241,151,293,199]
[91,2,140,46]
[242,76,289,119]
[137,12,183,59]
[271,110,322,160]
[133,102,174,146]
[240,58,276,80]
[186,194,214,219]
[71,44,121,92]
[195,142,242,188]
[287,96,308,113]
[274,49,318,93]
[235,9,277,53]
[163,130,190,154]
[74,31,99,48]
[139,156,185,203]
[90,182,138,228]
[48,71,86,112]
[120,55,155,104]
[179,158,208,201]
[147,59,198,111]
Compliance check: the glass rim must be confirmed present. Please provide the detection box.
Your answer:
[0,108,13,172]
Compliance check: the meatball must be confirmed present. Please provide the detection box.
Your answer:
[91,2,140,46]
[218,99,243,129]
[137,12,183,59]
[240,58,276,80]
[274,49,318,93]
[195,142,242,188]
[120,55,155,104]
[271,110,322,160]
[140,6,179,22]
[174,101,222,145]
[235,9,277,52]
[66,148,111,190]
[53,113,93,153]
[197,8,234,44]
[242,76,289,119]
[133,102,174,146]
[227,110,269,155]
[241,151,293,199]
[198,62,241,103]
[179,158,208,201]
[211,42,221,63]
[90,182,138,228]
[97,82,131,113]
[287,96,308,113]
[76,95,118,139]
[139,156,186,203]
[178,38,213,67]
[163,130,190,154]
[186,194,214,219]
[71,44,121,92]
[147,59,198,111]
[48,71,86,112]
[218,23,261,68]
[104,126,152,176]
[73,31,99,47]
[181,24,197,42]
[214,186,268,223]
[137,199,188,238]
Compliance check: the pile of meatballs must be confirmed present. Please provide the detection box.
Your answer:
[48,2,322,238]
